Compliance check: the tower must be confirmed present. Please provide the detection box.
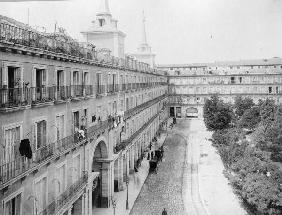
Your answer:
[81,0,126,58]
[132,12,156,68]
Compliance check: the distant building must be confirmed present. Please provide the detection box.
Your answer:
[131,12,156,68]
[81,0,126,58]
[159,58,282,118]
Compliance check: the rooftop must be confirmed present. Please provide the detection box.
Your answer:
[158,57,282,68]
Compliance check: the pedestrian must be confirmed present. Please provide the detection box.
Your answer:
[162,208,168,215]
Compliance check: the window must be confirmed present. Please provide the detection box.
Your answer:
[230,77,235,84]
[4,193,21,215]
[35,120,47,149]
[73,154,81,182]
[56,164,66,196]
[56,115,65,141]
[269,87,272,94]
[56,70,64,89]
[2,125,21,165]
[35,176,47,214]
[7,67,21,89]
[99,19,105,27]
[239,77,242,83]
[73,111,80,132]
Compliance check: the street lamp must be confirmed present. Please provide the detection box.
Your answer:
[126,177,129,210]
[112,196,117,215]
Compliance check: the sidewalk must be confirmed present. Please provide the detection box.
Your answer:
[92,132,167,215]
[195,120,248,215]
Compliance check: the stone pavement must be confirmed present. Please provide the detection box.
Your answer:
[130,131,187,215]
[129,119,248,215]
[92,132,167,215]
[194,119,248,215]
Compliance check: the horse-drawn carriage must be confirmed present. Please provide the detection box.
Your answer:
[149,146,164,173]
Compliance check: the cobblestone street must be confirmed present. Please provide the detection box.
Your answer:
[130,123,188,215]
[130,119,247,215]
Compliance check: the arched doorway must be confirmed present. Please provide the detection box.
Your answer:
[186,107,198,118]
[92,140,108,208]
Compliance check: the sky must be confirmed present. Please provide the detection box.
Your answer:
[0,0,281,64]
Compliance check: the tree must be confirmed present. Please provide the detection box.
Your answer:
[239,106,261,130]
[259,98,276,131]
[234,96,255,117]
[204,94,233,131]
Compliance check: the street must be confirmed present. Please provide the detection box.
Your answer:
[130,119,247,215]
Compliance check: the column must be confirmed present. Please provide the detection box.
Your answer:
[118,157,124,191]
[82,193,85,215]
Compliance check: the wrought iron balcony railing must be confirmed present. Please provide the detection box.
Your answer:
[0,88,31,109]
[124,94,167,120]
[39,172,88,215]
[115,108,167,153]
[0,85,94,109]
[0,22,166,75]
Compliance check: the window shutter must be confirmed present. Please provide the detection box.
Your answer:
[32,123,37,161]
[15,67,21,87]
[42,70,46,87]
[43,121,47,146]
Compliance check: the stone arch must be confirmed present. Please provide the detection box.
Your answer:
[90,136,108,171]
[91,136,110,209]
[186,107,199,118]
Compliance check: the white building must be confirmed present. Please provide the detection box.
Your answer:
[132,13,156,68]
[81,0,126,58]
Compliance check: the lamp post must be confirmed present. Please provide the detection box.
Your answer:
[112,196,117,215]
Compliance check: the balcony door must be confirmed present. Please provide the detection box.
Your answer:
[7,67,21,104]
[35,177,47,215]
[4,193,21,215]
[35,69,46,100]
[35,120,47,150]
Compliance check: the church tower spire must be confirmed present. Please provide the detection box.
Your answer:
[97,0,111,15]
[132,11,156,68]
[141,11,148,45]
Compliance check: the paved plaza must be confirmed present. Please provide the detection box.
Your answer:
[130,119,248,215]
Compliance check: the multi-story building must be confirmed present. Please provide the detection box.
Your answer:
[0,3,168,215]
[159,58,282,118]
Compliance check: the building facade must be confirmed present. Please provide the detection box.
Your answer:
[81,0,126,58]
[131,13,156,68]
[159,59,282,118]
[0,13,168,215]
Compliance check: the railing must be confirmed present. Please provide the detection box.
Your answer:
[96,85,106,96]
[56,86,71,101]
[0,157,32,185]
[31,86,56,104]
[124,94,167,120]
[115,108,167,153]
[39,172,88,215]
[0,85,95,108]
[0,22,166,75]
[0,88,31,108]
[107,84,114,94]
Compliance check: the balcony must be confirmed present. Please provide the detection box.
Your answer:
[31,86,56,106]
[124,94,167,120]
[0,88,31,111]
[115,109,165,153]
[39,172,88,215]
[96,85,106,97]
[56,86,71,102]
[0,22,166,75]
